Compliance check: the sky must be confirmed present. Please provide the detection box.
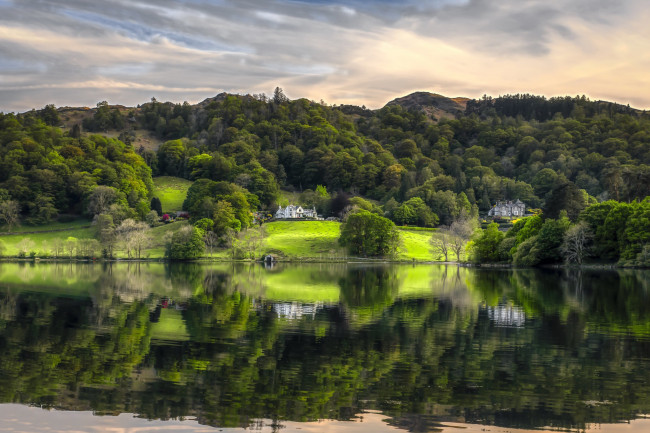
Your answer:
[1,0,649,112]
[3,404,650,433]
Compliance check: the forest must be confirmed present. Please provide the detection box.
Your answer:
[0,89,649,264]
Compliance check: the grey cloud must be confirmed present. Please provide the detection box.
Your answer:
[404,0,634,56]
[0,0,647,112]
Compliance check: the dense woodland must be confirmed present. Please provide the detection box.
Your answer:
[0,90,649,264]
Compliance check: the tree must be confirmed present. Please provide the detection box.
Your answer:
[16,238,35,257]
[51,238,65,258]
[430,229,451,261]
[65,236,77,258]
[115,219,150,258]
[0,200,20,231]
[393,203,416,225]
[534,216,570,264]
[29,194,58,223]
[339,211,399,257]
[203,231,219,256]
[96,213,116,258]
[468,223,504,263]
[561,222,593,265]
[167,225,205,259]
[212,200,239,235]
[405,197,438,227]
[543,182,587,221]
[87,186,118,216]
[449,218,475,261]
[145,210,160,226]
[273,87,289,104]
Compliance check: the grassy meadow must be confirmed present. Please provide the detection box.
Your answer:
[262,221,344,259]
[0,222,95,256]
[0,220,189,259]
[257,221,439,262]
[398,229,435,261]
[0,212,449,262]
[152,176,193,213]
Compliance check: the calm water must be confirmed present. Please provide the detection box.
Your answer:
[0,262,649,433]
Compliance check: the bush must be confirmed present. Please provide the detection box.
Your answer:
[167,226,205,260]
[339,210,399,257]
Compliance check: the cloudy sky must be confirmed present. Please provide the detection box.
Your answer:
[1,0,649,112]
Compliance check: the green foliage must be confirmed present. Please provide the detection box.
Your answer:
[5,92,650,243]
[468,222,504,263]
[167,226,205,259]
[153,176,192,213]
[150,196,163,216]
[339,210,399,257]
[622,199,650,261]
[0,114,152,220]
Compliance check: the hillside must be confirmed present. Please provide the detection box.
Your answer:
[385,91,468,120]
[2,89,650,264]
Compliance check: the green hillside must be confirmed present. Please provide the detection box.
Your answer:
[262,221,343,259]
[152,176,193,213]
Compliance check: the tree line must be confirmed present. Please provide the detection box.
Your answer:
[2,89,650,262]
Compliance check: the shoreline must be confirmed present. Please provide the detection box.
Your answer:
[0,257,643,269]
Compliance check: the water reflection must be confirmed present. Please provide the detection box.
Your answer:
[0,263,649,432]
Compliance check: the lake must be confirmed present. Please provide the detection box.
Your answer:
[0,262,649,433]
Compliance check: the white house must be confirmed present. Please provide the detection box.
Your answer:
[275,205,318,219]
[487,199,526,218]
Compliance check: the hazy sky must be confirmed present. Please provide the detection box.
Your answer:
[1,0,649,112]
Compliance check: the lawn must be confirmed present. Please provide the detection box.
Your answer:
[398,229,435,261]
[0,220,188,259]
[0,218,91,234]
[262,221,443,262]
[152,176,193,213]
[262,221,343,259]
[0,225,96,256]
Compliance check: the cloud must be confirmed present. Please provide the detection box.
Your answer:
[0,0,649,112]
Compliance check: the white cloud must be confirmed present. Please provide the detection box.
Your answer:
[0,0,649,112]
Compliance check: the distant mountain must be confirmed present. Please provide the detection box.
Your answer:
[384,91,469,120]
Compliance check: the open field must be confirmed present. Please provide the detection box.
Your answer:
[0,218,452,262]
[0,220,189,259]
[262,221,344,259]
[398,229,435,261]
[152,176,193,213]
[0,224,96,256]
[260,221,442,262]
[0,218,91,234]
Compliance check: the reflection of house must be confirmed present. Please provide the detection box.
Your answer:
[272,302,322,320]
[483,304,526,327]
[275,205,318,219]
[488,199,526,218]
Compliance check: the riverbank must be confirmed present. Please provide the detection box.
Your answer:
[0,220,447,263]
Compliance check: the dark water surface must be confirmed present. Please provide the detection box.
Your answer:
[0,262,649,433]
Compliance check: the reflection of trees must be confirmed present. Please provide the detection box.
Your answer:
[338,266,399,316]
[1,266,650,431]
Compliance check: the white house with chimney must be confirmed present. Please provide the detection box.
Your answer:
[275,205,318,219]
[488,199,526,218]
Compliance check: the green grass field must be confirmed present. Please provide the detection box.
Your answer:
[153,176,193,213]
[398,229,435,261]
[0,215,455,262]
[0,224,96,256]
[0,220,188,259]
[0,219,91,234]
[262,221,344,259]
[259,221,445,262]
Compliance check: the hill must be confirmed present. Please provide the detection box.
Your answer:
[3,88,650,265]
[385,91,468,120]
